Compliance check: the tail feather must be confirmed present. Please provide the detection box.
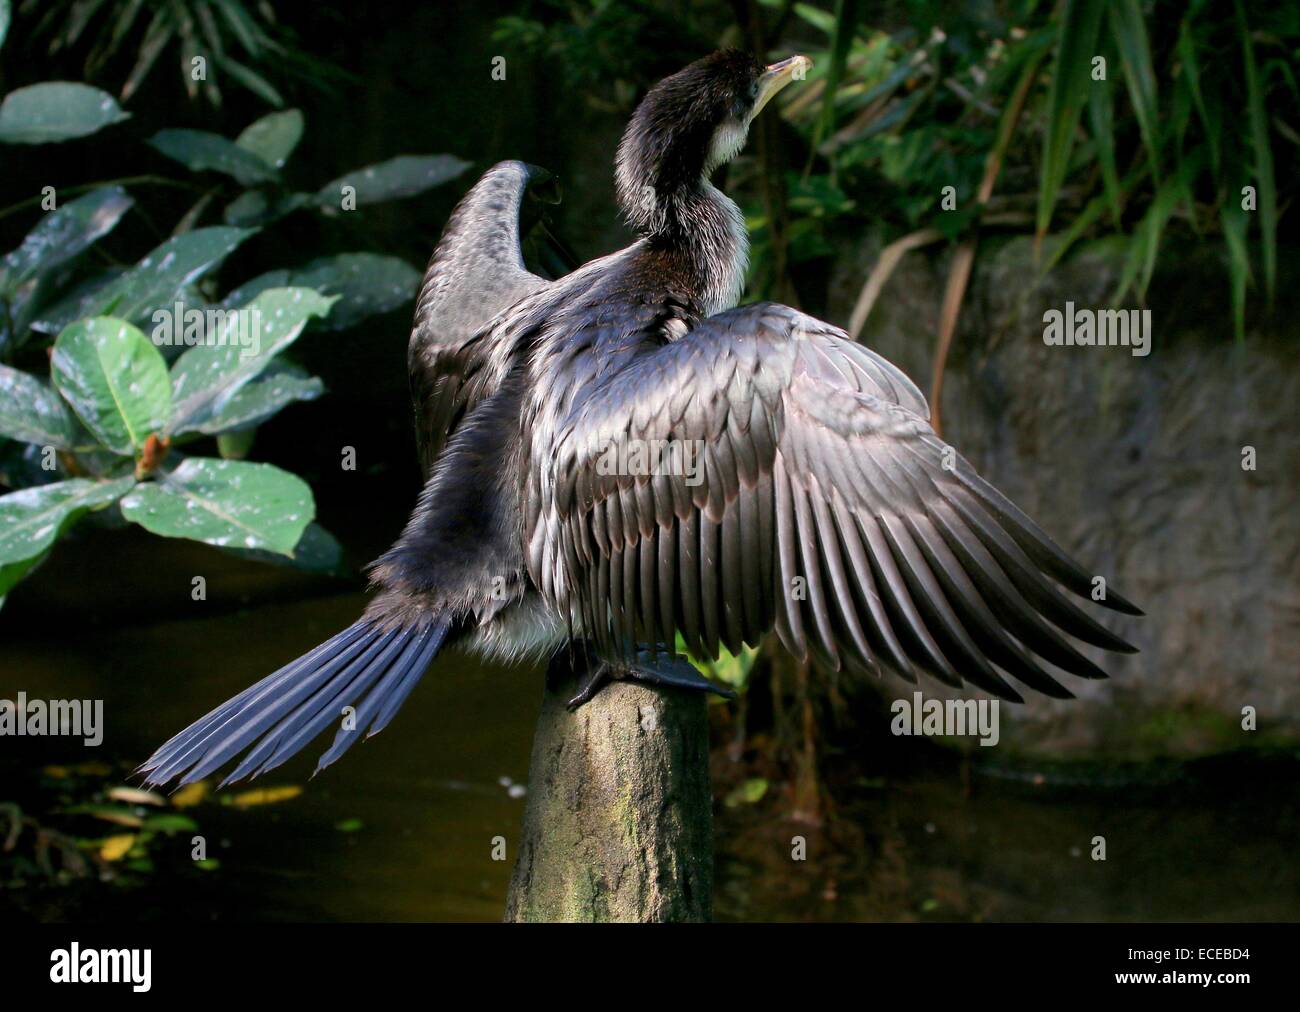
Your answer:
[140,616,451,788]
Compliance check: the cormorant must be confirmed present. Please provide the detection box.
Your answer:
[142,51,1141,788]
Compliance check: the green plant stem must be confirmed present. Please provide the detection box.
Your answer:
[0,176,204,223]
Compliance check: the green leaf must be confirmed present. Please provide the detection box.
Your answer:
[147,128,278,186]
[1112,166,1191,305]
[221,254,419,331]
[216,428,256,459]
[0,82,130,144]
[1086,65,1122,228]
[222,189,308,228]
[120,458,314,556]
[1176,18,1218,181]
[724,778,769,808]
[1,186,134,295]
[1037,0,1106,238]
[817,0,863,144]
[1236,0,1276,304]
[314,154,471,209]
[167,287,334,435]
[193,361,323,435]
[33,226,254,334]
[52,318,172,455]
[218,520,344,575]
[235,109,304,169]
[1219,200,1252,343]
[1109,0,1161,179]
[0,548,50,601]
[0,365,90,449]
[142,813,198,833]
[220,55,285,107]
[0,476,135,566]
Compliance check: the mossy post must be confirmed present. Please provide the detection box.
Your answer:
[505,676,714,922]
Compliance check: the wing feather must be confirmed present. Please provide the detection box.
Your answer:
[530,301,1140,701]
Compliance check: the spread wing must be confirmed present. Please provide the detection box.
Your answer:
[533,302,1141,702]
[409,160,557,472]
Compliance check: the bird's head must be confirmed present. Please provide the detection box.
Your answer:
[616,49,810,235]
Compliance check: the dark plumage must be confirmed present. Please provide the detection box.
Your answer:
[141,50,1141,788]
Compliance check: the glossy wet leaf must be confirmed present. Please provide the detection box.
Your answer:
[0,477,135,566]
[0,82,129,144]
[148,128,278,186]
[222,254,419,331]
[119,458,314,556]
[167,287,334,435]
[33,227,254,334]
[193,361,324,435]
[0,548,50,601]
[236,109,304,169]
[0,365,88,449]
[314,154,470,208]
[52,318,172,454]
[222,189,309,227]
[219,520,344,576]
[0,186,134,294]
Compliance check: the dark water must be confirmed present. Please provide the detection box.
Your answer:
[4,585,1298,923]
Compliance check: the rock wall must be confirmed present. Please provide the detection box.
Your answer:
[825,234,1299,759]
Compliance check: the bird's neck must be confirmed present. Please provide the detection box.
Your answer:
[627,179,750,317]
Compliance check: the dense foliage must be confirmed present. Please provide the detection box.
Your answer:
[0,8,470,609]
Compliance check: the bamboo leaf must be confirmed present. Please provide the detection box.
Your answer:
[1086,55,1122,227]
[1109,0,1161,179]
[1236,0,1276,304]
[1037,0,1106,239]
[1176,17,1219,181]
[816,0,863,145]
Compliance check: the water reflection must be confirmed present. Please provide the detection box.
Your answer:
[4,590,1297,922]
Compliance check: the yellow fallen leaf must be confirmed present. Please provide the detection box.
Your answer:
[170,781,210,809]
[82,808,144,828]
[108,786,165,807]
[42,766,70,779]
[100,834,136,861]
[228,785,302,808]
[73,762,112,776]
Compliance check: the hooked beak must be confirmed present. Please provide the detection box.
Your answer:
[751,54,812,119]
